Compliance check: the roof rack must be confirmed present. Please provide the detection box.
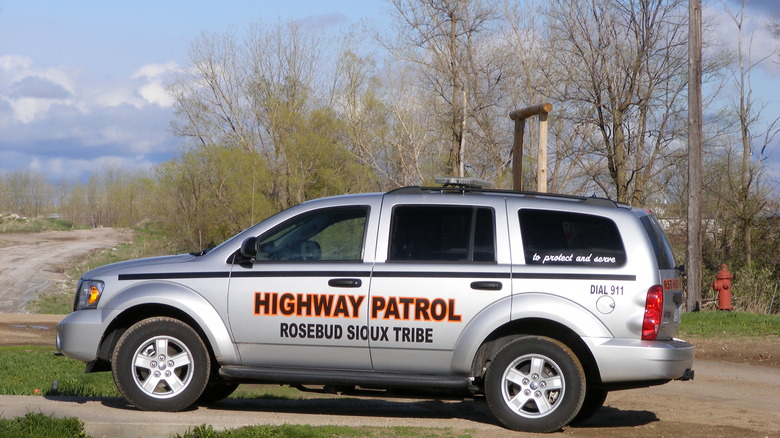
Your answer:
[386,182,624,209]
[434,176,492,189]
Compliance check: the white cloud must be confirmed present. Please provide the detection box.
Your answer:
[707,3,780,77]
[0,56,179,182]
[133,62,179,107]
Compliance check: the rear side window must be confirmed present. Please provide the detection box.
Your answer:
[389,206,496,262]
[519,209,625,267]
[640,214,676,270]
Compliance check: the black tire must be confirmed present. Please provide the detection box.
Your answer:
[484,336,586,433]
[196,382,239,405]
[570,387,608,424]
[112,317,210,411]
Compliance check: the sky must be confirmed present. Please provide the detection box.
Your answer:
[0,0,778,184]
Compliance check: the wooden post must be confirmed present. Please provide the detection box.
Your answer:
[538,112,549,193]
[687,0,703,312]
[509,103,552,191]
[512,118,526,191]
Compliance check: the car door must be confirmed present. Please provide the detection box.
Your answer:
[227,200,380,370]
[368,195,512,374]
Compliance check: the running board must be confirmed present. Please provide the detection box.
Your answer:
[219,366,471,390]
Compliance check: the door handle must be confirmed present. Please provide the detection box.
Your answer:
[471,281,503,291]
[328,278,362,288]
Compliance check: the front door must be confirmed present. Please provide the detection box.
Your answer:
[228,204,378,370]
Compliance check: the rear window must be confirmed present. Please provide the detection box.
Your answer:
[389,205,496,262]
[519,209,626,267]
[640,214,676,270]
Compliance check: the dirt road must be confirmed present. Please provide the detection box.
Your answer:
[0,228,133,313]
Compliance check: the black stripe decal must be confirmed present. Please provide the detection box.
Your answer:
[118,271,371,281]
[372,271,510,279]
[119,270,635,282]
[513,273,636,281]
[118,272,230,281]
[231,271,372,278]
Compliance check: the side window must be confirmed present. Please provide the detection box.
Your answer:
[519,209,626,267]
[388,205,496,262]
[257,207,368,262]
[640,215,676,270]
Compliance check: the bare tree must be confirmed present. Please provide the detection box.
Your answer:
[542,0,689,205]
[382,0,501,177]
[719,0,780,266]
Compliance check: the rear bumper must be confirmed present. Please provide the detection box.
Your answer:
[55,310,105,363]
[584,337,694,383]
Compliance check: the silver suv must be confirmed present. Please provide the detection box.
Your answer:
[56,181,694,433]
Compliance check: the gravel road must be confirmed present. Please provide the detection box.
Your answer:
[0,228,133,312]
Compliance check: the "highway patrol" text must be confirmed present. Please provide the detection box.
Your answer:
[254,292,462,322]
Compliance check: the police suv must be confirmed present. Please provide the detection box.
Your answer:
[56,179,694,433]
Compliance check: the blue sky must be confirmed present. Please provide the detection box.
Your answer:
[0,0,778,184]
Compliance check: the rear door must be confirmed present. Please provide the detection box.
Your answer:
[368,194,512,374]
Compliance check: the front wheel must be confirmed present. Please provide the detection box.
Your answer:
[112,317,210,411]
[484,336,586,433]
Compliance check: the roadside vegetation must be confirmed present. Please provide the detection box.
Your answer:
[678,311,780,338]
[173,425,470,438]
[0,413,89,438]
[0,413,469,438]
[0,216,81,234]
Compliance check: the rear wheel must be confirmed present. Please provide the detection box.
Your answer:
[485,336,586,433]
[112,317,210,411]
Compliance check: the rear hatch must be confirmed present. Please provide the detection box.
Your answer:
[637,211,683,340]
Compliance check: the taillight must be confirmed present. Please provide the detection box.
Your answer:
[642,285,664,340]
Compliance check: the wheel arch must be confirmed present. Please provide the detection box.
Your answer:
[470,317,602,389]
[452,293,609,388]
[89,282,238,372]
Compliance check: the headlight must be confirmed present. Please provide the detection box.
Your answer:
[74,280,104,310]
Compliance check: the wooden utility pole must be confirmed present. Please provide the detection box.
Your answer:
[687,0,703,312]
[510,103,552,191]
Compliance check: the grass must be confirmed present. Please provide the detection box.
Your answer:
[0,415,468,438]
[0,346,117,397]
[0,413,89,438]
[678,310,780,338]
[175,425,470,438]
[0,217,82,234]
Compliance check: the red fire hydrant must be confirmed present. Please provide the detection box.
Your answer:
[711,264,734,311]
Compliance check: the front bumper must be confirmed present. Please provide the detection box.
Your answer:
[584,337,694,383]
[55,310,106,363]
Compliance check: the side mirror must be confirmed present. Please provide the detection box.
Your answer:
[239,236,258,260]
